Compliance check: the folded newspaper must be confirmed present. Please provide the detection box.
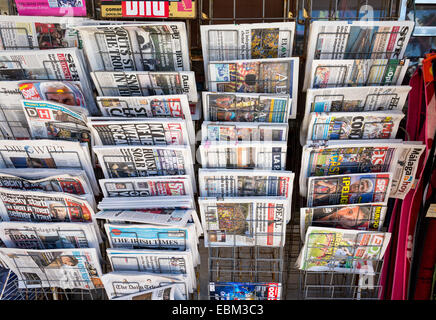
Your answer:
[209,282,281,300]
[296,226,391,274]
[97,196,195,211]
[111,284,183,300]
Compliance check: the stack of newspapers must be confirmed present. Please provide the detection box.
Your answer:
[75,21,201,300]
[199,22,297,300]
[297,20,425,276]
[0,16,106,292]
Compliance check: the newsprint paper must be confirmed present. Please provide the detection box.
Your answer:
[111,284,182,300]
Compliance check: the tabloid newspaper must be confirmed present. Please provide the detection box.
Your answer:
[198,197,289,247]
[303,20,414,90]
[297,226,391,274]
[0,139,98,194]
[202,92,293,122]
[0,247,103,289]
[91,70,198,103]
[301,85,411,145]
[306,172,393,207]
[200,22,295,77]
[305,58,410,91]
[97,196,195,211]
[207,57,299,119]
[299,203,388,241]
[201,122,288,142]
[199,141,287,170]
[111,284,181,300]
[306,111,404,143]
[101,271,190,299]
[209,282,281,300]
[76,22,190,72]
[14,0,88,16]
[0,48,98,114]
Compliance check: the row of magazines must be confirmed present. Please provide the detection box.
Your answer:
[295,20,425,279]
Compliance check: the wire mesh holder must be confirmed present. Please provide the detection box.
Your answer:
[0,105,31,140]
[0,269,40,300]
[0,26,34,50]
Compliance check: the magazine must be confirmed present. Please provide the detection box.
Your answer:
[209,282,281,300]
[198,197,289,247]
[0,247,103,289]
[111,284,181,300]
[202,92,293,122]
[201,122,288,142]
[299,203,388,241]
[297,226,391,274]
[306,172,393,207]
[91,70,198,103]
[199,141,287,170]
[306,111,404,142]
[14,0,88,16]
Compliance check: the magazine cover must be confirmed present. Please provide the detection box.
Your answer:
[198,197,289,247]
[306,111,404,142]
[207,57,298,118]
[76,22,190,72]
[0,247,103,289]
[305,58,410,91]
[14,0,88,16]
[297,226,391,274]
[209,282,281,300]
[199,141,287,170]
[299,203,388,241]
[91,70,198,103]
[306,172,393,207]
[111,284,181,300]
[202,92,293,122]
[201,122,288,142]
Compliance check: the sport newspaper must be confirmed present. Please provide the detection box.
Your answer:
[201,121,288,142]
[209,282,281,300]
[0,247,103,289]
[76,22,190,72]
[199,141,287,170]
[305,58,410,91]
[207,57,299,119]
[199,197,289,247]
[111,284,181,300]
[300,85,411,145]
[297,226,391,274]
[303,20,414,90]
[202,92,293,123]
[306,172,393,207]
[306,111,404,143]
[91,70,198,103]
[299,203,388,241]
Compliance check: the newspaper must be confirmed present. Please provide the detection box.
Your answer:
[199,197,289,247]
[207,57,299,119]
[111,284,181,300]
[199,141,287,170]
[301,85,411,145]
[76,22,190,72]
[304,20,414,90]
[101,271,190,299]
[305,58,410,91]
[97,196,195,211]
[297,226,391,274]
[202,92,293,122]
[306,172,393,207]
[299,203,388,241]
[14,0,88,16]
[209,282,281,300]
[201,122,288,142]
[0,247,103,289]
[91,70,198,103]
[306,111,404,142]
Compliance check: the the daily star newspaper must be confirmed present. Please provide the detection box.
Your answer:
[209,282,281,300]
[199,141,287,170]
[299,203,388,241]
[111,284,181,300]
[0,139,98,194]
[201,122,288,142]
[202,91,293,122]
[14,0,88,16]
[306,111,404,142]
[301,85,411,145]
[76,22,190,72]
[91,71,198,103]
[0,247,103,289]
[199,197,289,247]
[207,57,299,119]
[306,172,393,207]
[297,226,391,274]
[303,20,414,90]
[305,58,410,91]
